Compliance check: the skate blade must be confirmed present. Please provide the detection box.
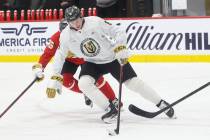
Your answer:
[170,114,177,119]
[102,115,117,124]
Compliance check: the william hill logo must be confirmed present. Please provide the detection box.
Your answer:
[0,24,49,47]
[126,22,210,51]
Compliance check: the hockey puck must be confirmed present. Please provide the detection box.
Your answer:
[107,129,118,136]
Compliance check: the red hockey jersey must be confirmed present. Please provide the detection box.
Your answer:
[38,31,85,68]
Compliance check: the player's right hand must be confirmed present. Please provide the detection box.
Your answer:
[32,63,44,82]
[46,74,63,98]
[113,45,130,65]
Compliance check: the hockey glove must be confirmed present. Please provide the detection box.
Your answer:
[46,74,63,98]
[32,63,44,82]
[114,45,129,65]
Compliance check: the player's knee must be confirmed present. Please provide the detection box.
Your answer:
[62,73,74,88]
[78,75,95,90]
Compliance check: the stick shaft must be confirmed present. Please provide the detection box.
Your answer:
[115,65,123,134]
[0,78,37,118]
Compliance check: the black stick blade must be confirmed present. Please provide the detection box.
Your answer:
[129,82,210,119]
[128,104,158,118]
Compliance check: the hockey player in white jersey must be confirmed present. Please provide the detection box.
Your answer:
[46,5,175,123]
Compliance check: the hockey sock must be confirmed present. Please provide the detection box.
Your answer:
[79,75,110,110]
[62,73,82,93]
[124,77,161,105]
[96,76,116,101]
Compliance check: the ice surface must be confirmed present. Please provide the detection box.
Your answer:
[0,63,210,140]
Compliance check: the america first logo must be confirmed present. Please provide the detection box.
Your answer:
[0,24,48,47]
[0,24,47,36]
[80,38,100,57]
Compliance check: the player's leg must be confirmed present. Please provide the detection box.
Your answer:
[78,62,118,123]
[125,77,175,118]
[62,73,81,93]
[61,61,81,93]
[96,76,123,108]
[61,60,92,106]
[109,60,175,118]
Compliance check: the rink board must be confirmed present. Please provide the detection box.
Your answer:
[0,17,210,62]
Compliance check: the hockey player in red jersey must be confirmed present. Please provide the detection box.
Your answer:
[32,19,121,108]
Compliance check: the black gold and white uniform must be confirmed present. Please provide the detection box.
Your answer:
[52,16,162,111]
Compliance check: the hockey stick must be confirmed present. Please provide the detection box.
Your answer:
[0,78,37,118]
[108,65,124,136]
[129,81,210,118]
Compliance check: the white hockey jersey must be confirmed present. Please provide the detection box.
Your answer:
[53,16,127,74]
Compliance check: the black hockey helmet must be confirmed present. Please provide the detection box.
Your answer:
[65,5,81,22]
[59,18,68,31]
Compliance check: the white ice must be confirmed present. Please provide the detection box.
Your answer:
[0,62,210,140]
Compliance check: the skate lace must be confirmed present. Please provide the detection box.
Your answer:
[105,106,111,112]
[158,101,170,113]
[112,99,119,108]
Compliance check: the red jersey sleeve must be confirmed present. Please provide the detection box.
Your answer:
[38,31,60,68]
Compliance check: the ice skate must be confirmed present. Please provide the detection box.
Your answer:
[101,101,118,123]
[112,98,123,109]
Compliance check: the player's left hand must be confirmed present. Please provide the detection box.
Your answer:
[32,63,44,82]
[113,45,129,65]
[46,74,63,98]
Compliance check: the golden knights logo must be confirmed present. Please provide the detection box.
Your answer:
[80,38,100,57]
